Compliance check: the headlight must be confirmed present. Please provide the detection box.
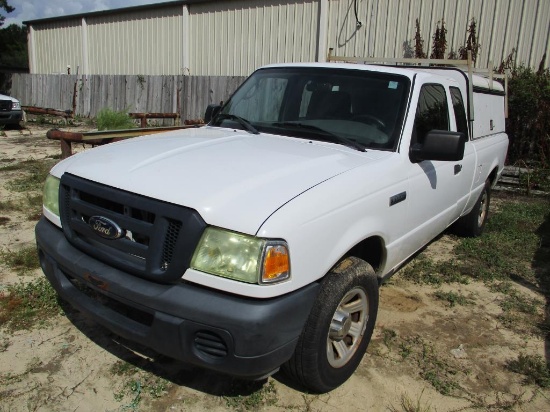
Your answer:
[43,174,61,217]
[12,101,21,110]
[191,227,290,284]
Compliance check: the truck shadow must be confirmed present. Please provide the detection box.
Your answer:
[533,208,550,364]
[60,306,268,397]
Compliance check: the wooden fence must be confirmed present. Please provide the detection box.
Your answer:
[7,73,246,121]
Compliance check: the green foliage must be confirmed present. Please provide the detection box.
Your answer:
[0,246,40,275]
[504,63,550,171]
[383,328,398,348]
[397,336,461,396]
[0,277,61,331]
[0,24,28,68]
[96,108,136,131]
[224,380,278,411]
[507,354,550,388]
[112,367,170,410]
[433,291,473,307]
[3,158,56,193]
[402,255,470,286]
[455,198,548,283]
[0,0,14,28]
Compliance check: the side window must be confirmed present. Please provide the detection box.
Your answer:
[450,86,469,138]
[414,84,449,143]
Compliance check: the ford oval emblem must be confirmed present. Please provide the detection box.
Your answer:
[88,216,125,240]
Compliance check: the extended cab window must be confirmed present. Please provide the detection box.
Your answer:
[450,86,469,138]
[414,84,449,143]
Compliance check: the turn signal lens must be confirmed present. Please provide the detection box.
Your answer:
[261,244,290,283]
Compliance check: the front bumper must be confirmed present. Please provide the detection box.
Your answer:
[36,217,319,378]
[0,110,22,125]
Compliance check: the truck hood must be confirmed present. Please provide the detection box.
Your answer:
[53,127,386,234]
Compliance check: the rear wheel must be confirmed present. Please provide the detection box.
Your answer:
[283,257,379,393]
[453,178,491,237]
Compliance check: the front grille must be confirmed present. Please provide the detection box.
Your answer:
[60,173,206,282]
[194,331,228,358]
[0,100,12,111]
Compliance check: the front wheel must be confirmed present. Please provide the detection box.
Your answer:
[453,178,491,237]
[283,257,379,393]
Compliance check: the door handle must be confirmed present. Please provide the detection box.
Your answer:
[454,164,462,175]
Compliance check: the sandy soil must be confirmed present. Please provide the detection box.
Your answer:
[0,124,549,411]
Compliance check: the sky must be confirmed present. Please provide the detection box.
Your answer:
[3,0,169,26]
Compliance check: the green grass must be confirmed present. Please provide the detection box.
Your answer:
[507,354,550,388]
[395,335,462,396]
[3,158,57,193]
[0,246,40,276]
[454,198,548,283]
[402,256,470,286]
[433,290,474,307]
[0,277,61,331]
[110,360,171,410]
[403,196,549,288]
[223,380,278,411]
[96,108,136,131]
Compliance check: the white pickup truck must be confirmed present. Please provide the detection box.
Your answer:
[36,62,508,392]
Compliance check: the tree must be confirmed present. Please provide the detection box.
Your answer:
[0,24,28,68]
[0,0,14,27]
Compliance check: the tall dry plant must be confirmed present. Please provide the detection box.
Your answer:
[459,18,481,64]
[414,19,427,59]
[430,20,447,59]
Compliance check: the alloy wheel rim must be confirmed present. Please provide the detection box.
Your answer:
[327,287,368,368]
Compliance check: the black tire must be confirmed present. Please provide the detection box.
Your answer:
[453,179,491,237]
[283,257,379,393]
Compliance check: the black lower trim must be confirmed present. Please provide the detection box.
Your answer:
[36,217,319,378]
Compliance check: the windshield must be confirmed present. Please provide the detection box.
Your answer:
[211,67,410,150]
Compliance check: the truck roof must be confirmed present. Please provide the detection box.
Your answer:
[260,62,504,93]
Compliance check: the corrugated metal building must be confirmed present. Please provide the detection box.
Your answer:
[24,0,550,76]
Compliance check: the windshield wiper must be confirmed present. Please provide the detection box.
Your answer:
[214,113,259,135]
[272,122,366,152]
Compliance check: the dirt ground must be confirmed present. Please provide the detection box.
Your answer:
[0,124,549,411]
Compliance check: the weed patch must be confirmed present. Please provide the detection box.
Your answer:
[110,360,170,410]
[506,354,550,388]
[433,291,474,307]
[4,159,57,193]
[223,380,278,411]
[96,108,136,131]
[0,246,40,275]
[0,277,61,331]
[455,198,548,283]
[391,335,463,396]
[388,391,432,412]
[402,256,470,286]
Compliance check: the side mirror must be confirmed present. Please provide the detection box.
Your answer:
[409,130,466,163]
[204,104,221,123]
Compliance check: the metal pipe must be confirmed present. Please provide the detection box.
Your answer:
[46,125,200,158]
[23,106,73,118]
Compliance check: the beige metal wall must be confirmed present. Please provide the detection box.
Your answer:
[26,0,550,76]
[86,7,184,75]
[327,0,550,69]
[29,5,185,75]
[31,19,83,74]
[188,0,320,76]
